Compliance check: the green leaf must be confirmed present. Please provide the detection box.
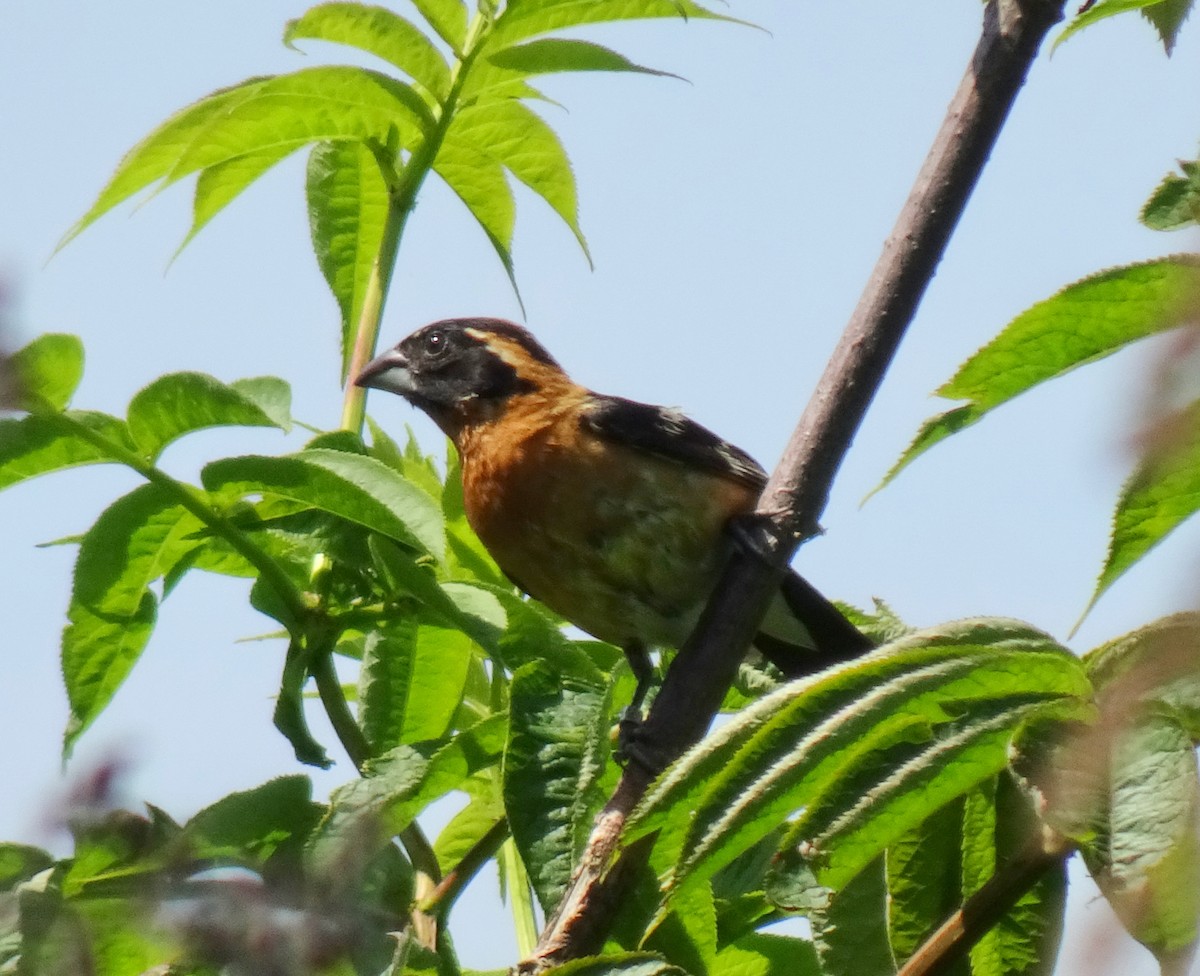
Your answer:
[9,334,84,412]
[285,2,452,98]
[358,617,475,754]
[539,953,689,976]
[711,932,820,976]
[63,484,209,751]
[1142,159,1200,231]
[1086,613,1200,739]
[629,621,1092,915]
[203,448,444,558]
[310,716,507,868]
[434,802,504,875]
[1081,710,1200,967]
[1089,398,1200,615]
[307,140,391,379]
[408,0,467,52]
[488,0,734,47]
[1141,0,1194,53]
[1054,0,1181,50]
[805,858,895,976]
[65,67,431,248]
[877,257,1200,492]
[126,372,291,461]
[487,37,677,78]
[274,635,332,768]
[178,145,297,254]
[62,79,271,247]
[0,412,132,491]
[167,67,431,175]
[62,596,157,755]
[447,100,589,263]
[186,775,321,861]
[886,800,967,973]
[434,130,520,297]
[0,844,55,890]
[231,377,293,430]
[504,662,610,915]
[968,775,1067,976]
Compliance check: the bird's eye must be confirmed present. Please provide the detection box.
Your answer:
[425,329,447,356]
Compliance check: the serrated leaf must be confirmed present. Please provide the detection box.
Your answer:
[310,716,506,870]
[358,617,475,754]
[969,775,1067,976]
[186,775,321,861]
[231,377,293,430]
[177,145,296,255]
[434,131,520,297]
[285,2,452,98]
[0,412,132,491]
[1142,159,1200,231]
[409,0,467,52]
[1141,0,1194,53]
[1081,710,1200,967]
[488,37,676,78]
[66,67,430,251]
[488,0,734,47]
[307,140,391,378]
[804,858,894,976]
[434,802,504,875]
[62,79,270,247]
[63,483,208,752]
[629,621,1091,916]
[63,594,157,754]
[886,800,966,972]
[126,371,290,461]
[172,66,430,174]
[202,448,444,558]
[447,100,589,263]
[1054,0,1179,50]
[504,662,610,915]
[876,257,1200,493]
[9,334,84,413]
[1089,397,1200,615]
[711,932,820,976]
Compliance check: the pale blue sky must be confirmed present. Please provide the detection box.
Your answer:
[2,1,1198,970]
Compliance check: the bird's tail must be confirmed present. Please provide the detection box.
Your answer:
[752,568,874,679]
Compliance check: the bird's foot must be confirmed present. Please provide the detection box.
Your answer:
[727,513,794,567]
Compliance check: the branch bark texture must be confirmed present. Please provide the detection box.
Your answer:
[527,0,1068,966]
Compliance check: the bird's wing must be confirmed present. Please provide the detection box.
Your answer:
[580,394,768,493]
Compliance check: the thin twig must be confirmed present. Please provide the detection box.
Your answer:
[422,817,511,916]
[898,831,1073,976]
[527,0,1067,966]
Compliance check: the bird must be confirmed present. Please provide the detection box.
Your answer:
[355,317,872,713]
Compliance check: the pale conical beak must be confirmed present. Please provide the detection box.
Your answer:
[354,348,416,397]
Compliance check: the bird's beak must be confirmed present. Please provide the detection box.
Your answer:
[354,348,417,397]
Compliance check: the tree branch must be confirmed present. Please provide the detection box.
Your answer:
[526,0,1067,966]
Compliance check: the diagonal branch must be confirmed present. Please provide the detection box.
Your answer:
[525,0,1068,966]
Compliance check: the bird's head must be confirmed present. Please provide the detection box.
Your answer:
[355,318,566,437]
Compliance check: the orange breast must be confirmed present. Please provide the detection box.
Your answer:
[456,393,758,649]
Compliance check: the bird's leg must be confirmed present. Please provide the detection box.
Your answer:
[616,641,655,764]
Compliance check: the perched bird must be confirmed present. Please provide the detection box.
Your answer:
[355,318,871,709]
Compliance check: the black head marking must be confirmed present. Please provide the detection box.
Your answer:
[357,318,558,422]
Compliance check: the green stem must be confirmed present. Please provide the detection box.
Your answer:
[340,11,491,435]
[62,415,308,626]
